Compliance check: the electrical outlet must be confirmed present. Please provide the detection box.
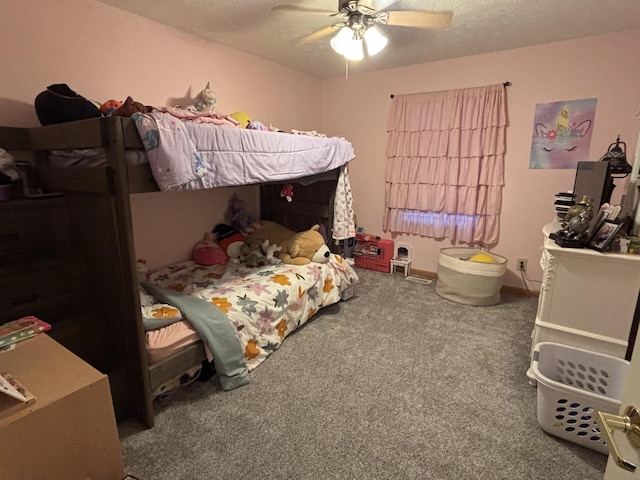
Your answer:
[517,258,527,272]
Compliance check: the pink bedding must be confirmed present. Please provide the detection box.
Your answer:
[145,320,201,365]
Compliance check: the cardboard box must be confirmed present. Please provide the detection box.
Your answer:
[0,334,124,480]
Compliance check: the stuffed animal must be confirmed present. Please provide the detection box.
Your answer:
[229,111,253,128]
[247,120,270,131]
[0,149,18,182]
[253,221,330,265]
[136,258,151,283]
[224,193,261,235]
[239,235,268,268]
[193,82,217,113]
[112,96,153,117]
[193,232,227,266]
[280,184,293,202]
[212,223,245,260]
[100,99,123,116]
[262,239,282,265]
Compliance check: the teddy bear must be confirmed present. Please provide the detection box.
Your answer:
[112,96,153,117]
[253,221,330,266]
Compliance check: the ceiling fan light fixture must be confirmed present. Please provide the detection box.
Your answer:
[329,27,351,55]
[344,39,364,61]
[330,26,364,61]
[364,26,388,56]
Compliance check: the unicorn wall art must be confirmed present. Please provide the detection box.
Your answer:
[529,98,597,169]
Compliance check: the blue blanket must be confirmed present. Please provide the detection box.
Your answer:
[142,282,249,390]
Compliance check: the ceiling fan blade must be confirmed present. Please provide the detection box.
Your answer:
[356,0,398,15]
[370,0,398,11]
[298,25,341,45]
[356,3,379,16]
[382,10,453,29]
[271,5,336,15]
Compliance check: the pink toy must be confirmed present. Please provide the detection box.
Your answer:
[193,232,227,266]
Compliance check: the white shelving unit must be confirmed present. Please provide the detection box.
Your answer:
[527,222,640,382]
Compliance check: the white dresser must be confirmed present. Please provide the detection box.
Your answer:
[527,222,640,382]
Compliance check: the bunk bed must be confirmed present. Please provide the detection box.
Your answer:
[0,115,358,428]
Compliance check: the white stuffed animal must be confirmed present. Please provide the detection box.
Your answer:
[262,239,282,265]
[0,149,18,181]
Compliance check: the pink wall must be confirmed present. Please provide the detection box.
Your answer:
[323,29,640,289]
[0,0,323,131]
[2,1,639,286]
[0,0,323,270]
[129,187,257,270]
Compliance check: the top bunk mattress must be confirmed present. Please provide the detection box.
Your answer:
[47,112,356,192]
[134,112,356,191]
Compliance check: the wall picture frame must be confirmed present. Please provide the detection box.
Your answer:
[587,218,623,252]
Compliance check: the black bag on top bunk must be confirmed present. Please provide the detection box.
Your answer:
[34,84,102,126]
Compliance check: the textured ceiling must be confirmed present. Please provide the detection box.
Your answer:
[97,0,640,79]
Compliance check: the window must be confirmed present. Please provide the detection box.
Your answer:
[384,84,507,245]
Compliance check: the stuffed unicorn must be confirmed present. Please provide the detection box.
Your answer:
[193,82,217,113]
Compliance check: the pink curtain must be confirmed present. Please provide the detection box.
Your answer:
[383,84,507,245]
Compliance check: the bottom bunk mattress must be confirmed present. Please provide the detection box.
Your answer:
[145,321,201,366]
[141,254,359,389]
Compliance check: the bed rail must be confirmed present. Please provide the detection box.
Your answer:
[27,116,142,150]
[148,342,207,394]
[0,126,30,150]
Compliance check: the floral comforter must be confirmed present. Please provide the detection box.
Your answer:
[146,255,359,371]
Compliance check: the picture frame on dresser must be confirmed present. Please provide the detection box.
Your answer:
[587,218,623,252]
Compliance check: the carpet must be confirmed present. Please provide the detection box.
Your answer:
[119,268,607,479]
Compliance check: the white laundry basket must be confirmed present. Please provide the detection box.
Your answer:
[531,342,630,454]
[435,248,507,305]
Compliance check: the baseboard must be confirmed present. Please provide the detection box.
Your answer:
[408,267,539,298]
[406,268,437,280]
[502,284,539,298]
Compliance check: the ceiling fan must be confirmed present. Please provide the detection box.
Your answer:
[272,1,453,61]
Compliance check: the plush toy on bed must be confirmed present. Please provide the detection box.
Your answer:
[0,148,18,183]
[212,223,245,260]
[254,221,330,265]
[229,111,253,128]
[193,232,227,266]
[100,99,123,117]
[224,193,261,235]
[239,235,268,268]
[112,96,153,117]
[262,239,282,265]
[247,120,270,131]
[193,82,217,113]
[136,258,151,283]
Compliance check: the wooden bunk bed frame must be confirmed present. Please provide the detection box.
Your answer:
[0,116,344,428]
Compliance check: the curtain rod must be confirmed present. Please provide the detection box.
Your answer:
[390,81,511,99]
